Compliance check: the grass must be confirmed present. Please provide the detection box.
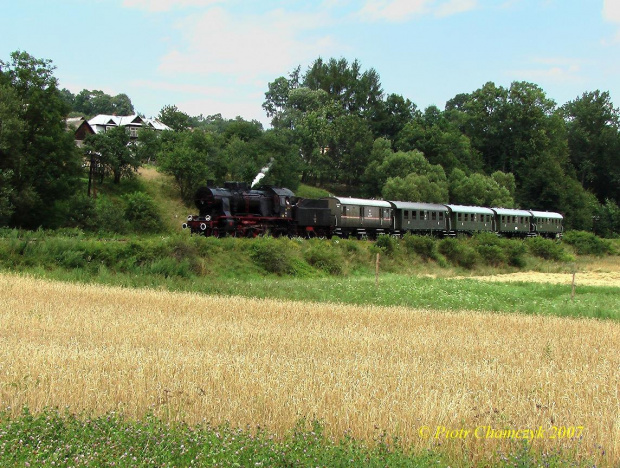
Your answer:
[0,409,596,467]
[0,228,617,320]
[1,274,617,466]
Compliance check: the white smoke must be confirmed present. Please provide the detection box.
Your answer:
[251,159,274,187]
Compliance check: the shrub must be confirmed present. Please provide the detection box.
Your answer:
[526,236,568,261]
[438,238,479,269]
[374,234,397,255]
[250,238,294,275]
[402,234,437,261]
[505,242,527,268]
[95,196,129,234]
[123,192,162,233]
[562,231,614,256]
[476,244,506,267]
[304,242,344,275]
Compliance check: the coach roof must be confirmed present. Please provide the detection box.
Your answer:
[445,204,495,215]
[325,197,392,208]
[530,211,563,219]
[389,201,449,212]
[492,208,532,217]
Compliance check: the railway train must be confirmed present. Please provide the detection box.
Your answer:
[183,182,563,239]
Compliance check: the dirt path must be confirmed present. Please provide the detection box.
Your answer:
[454,270,620,287]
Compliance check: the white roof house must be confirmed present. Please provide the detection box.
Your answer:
[88,114,170,137]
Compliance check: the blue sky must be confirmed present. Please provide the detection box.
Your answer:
[3,0,620,126]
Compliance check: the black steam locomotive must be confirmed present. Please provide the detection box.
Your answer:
[183,183,563,239]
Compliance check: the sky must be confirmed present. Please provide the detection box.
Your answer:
[2,0,620,126]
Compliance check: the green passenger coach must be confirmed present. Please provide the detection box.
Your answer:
[530,211,564,238]
[491,208,532,237]
[324,197,392,238]
[445,205,495,235]
[390,201,449,235]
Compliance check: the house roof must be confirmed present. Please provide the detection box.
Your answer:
[88,114,170,133]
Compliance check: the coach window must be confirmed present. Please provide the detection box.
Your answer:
[413,211,417,220]
[439,212,444,220]
[431,212,436,221]
[342,206,346,216]
[457,213,462,222]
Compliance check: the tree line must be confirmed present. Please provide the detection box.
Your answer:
[1,51,619,235]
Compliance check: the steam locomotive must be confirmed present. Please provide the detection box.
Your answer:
[183,183,563,239]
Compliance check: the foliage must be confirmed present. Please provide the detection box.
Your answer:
[0,50,82,228]
[122,192,162,233]
[304,240,344,275]
[449,168,514,207]
[370,149,448,202]
[69,88,134,116]
[562,231,615,256]
[157,131,214,202]
[374,234,398,255]
[525,236,570,261]
[249,238,295,275]
[438,237,479,269]
[158,104,193,131]
[83,125,140,184]
[402,234,438,261]
[592,199,620,238]
[562,90,620,204]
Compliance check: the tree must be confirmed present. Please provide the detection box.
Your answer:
[0,50,82,228]
[562,90,620,204]
[73,89,135,116]
[84,126,139,184]
[382,171,448,203]
[256,130,303,190]
[158,104,193,132]
[449,169,514,207]
[157,130,221,202]
[0,169,14,224]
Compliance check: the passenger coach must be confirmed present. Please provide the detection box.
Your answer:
[325,196,392,239]
[390,201,448,236]
[491,208,532,237]
[445,205,495,236]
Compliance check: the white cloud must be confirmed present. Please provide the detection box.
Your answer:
[122,0,225,12]
[603,0,620,23]
[508,57,584,84]
[602,0,620,45]
[435,0,477,17]
[129,79,229,96]
[358,0,431,22]
[358,0,477,22]
[158,7,338,79]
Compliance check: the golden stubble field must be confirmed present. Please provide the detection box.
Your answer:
[0,273,618,465]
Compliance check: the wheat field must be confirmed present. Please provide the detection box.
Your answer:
[0,273,618,465]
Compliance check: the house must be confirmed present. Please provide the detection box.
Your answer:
[88,114,170,138]
[66,117,95,147]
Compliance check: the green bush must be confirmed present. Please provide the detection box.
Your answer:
[526,236,569,261]
[476,244,507,266]
[562,230,614,256]
[250,238,294,275]
[304,241,344,275]
[123,192,162,233]
[505,242,527,268]
[374,234,397,255]
[94,196,129,234]
[438,237,479,269]
[402,234,437,261]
